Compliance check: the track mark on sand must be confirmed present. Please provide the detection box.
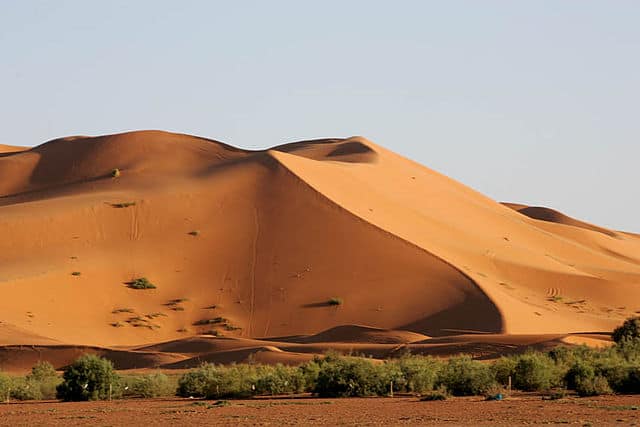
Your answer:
[249,207,259,336]
[547,287,560,297]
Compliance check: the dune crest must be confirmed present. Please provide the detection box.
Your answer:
[0,130,638,370]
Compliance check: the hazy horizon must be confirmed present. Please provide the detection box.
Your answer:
[1,1,638,231]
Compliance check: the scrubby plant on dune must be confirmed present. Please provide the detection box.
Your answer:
[327,297,343,306]
[111,201,136,208]
[126,277,156,290]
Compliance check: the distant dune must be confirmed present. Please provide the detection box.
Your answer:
[0,130,637,372]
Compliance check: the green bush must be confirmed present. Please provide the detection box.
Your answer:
[511,353,561,392]
[126,277,156,290]
[328,297,343,306]
[313,355,393,397]
[615,339,640,363]
[178,364,269,399]
[565,359,595,390]
[121,373,175,398]
[613,317,640,344]
[27,361,60,399]
[56,354,119,401]
[255,364,306,395]
[491,356,517,386]
[436,355,495,396]
[204,364,260,399]
[0,373,12,401]
[390,354,441,393]
[10,377,43,400]
[575,375,612,396]
[177,363,218,398]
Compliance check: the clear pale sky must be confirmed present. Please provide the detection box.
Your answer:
[1,1,638,231]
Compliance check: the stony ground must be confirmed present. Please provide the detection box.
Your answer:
[1,394,639,426]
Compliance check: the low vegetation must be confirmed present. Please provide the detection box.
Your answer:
[56,355,119,401]
[2,317,640,402]
[120,373,177,398]
[110,168,121,178]
[126,277,156,290]
[327,297,343,306]
[110,201,136,208]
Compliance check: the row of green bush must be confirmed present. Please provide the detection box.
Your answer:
[0,359,178,402]
[175,342,640,399]
[2,317,640,401]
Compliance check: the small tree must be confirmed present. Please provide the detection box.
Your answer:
[27,361,59,399]
[0,373,11,402]
[613,317,640,344]
[512,353,560,391]
[56,355,119,401]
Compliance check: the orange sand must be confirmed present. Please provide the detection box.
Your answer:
[0,130,637,372]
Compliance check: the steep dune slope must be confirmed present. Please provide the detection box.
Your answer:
[0,131,638,357]
[271,138,640,334]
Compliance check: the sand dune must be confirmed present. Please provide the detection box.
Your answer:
[0,130,637,370]
[272,325,429,344]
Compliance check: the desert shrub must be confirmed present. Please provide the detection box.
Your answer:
[420,386,449,401]
[613,317,640,344]
[255,364,306,395]
[575,375,612,396]
[27,361,59,399]
[29,361,57,382]
[390,354,442,393]
[126,277,156,290]
[615,338,640,363]
[111,168,121,178]
[565,359,596,390]
[0,373,10,401]
[328,297,343,306]
[548,345,599,367]
[313,355,392,397]
[511,352,560,391]
[193,317,226,326]
[121,373,175,398]
[436,355,495,396]
[56,354,119,401]
[602,365,640,394]
[10,377,42,400]
[177,363,218,398]
[204,364,260,399]
[298,358,322,391]
[491,356,517,386]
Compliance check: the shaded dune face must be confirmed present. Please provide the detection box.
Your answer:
[0,130,638,356]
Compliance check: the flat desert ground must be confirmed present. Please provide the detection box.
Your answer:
[1,395,639,426]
